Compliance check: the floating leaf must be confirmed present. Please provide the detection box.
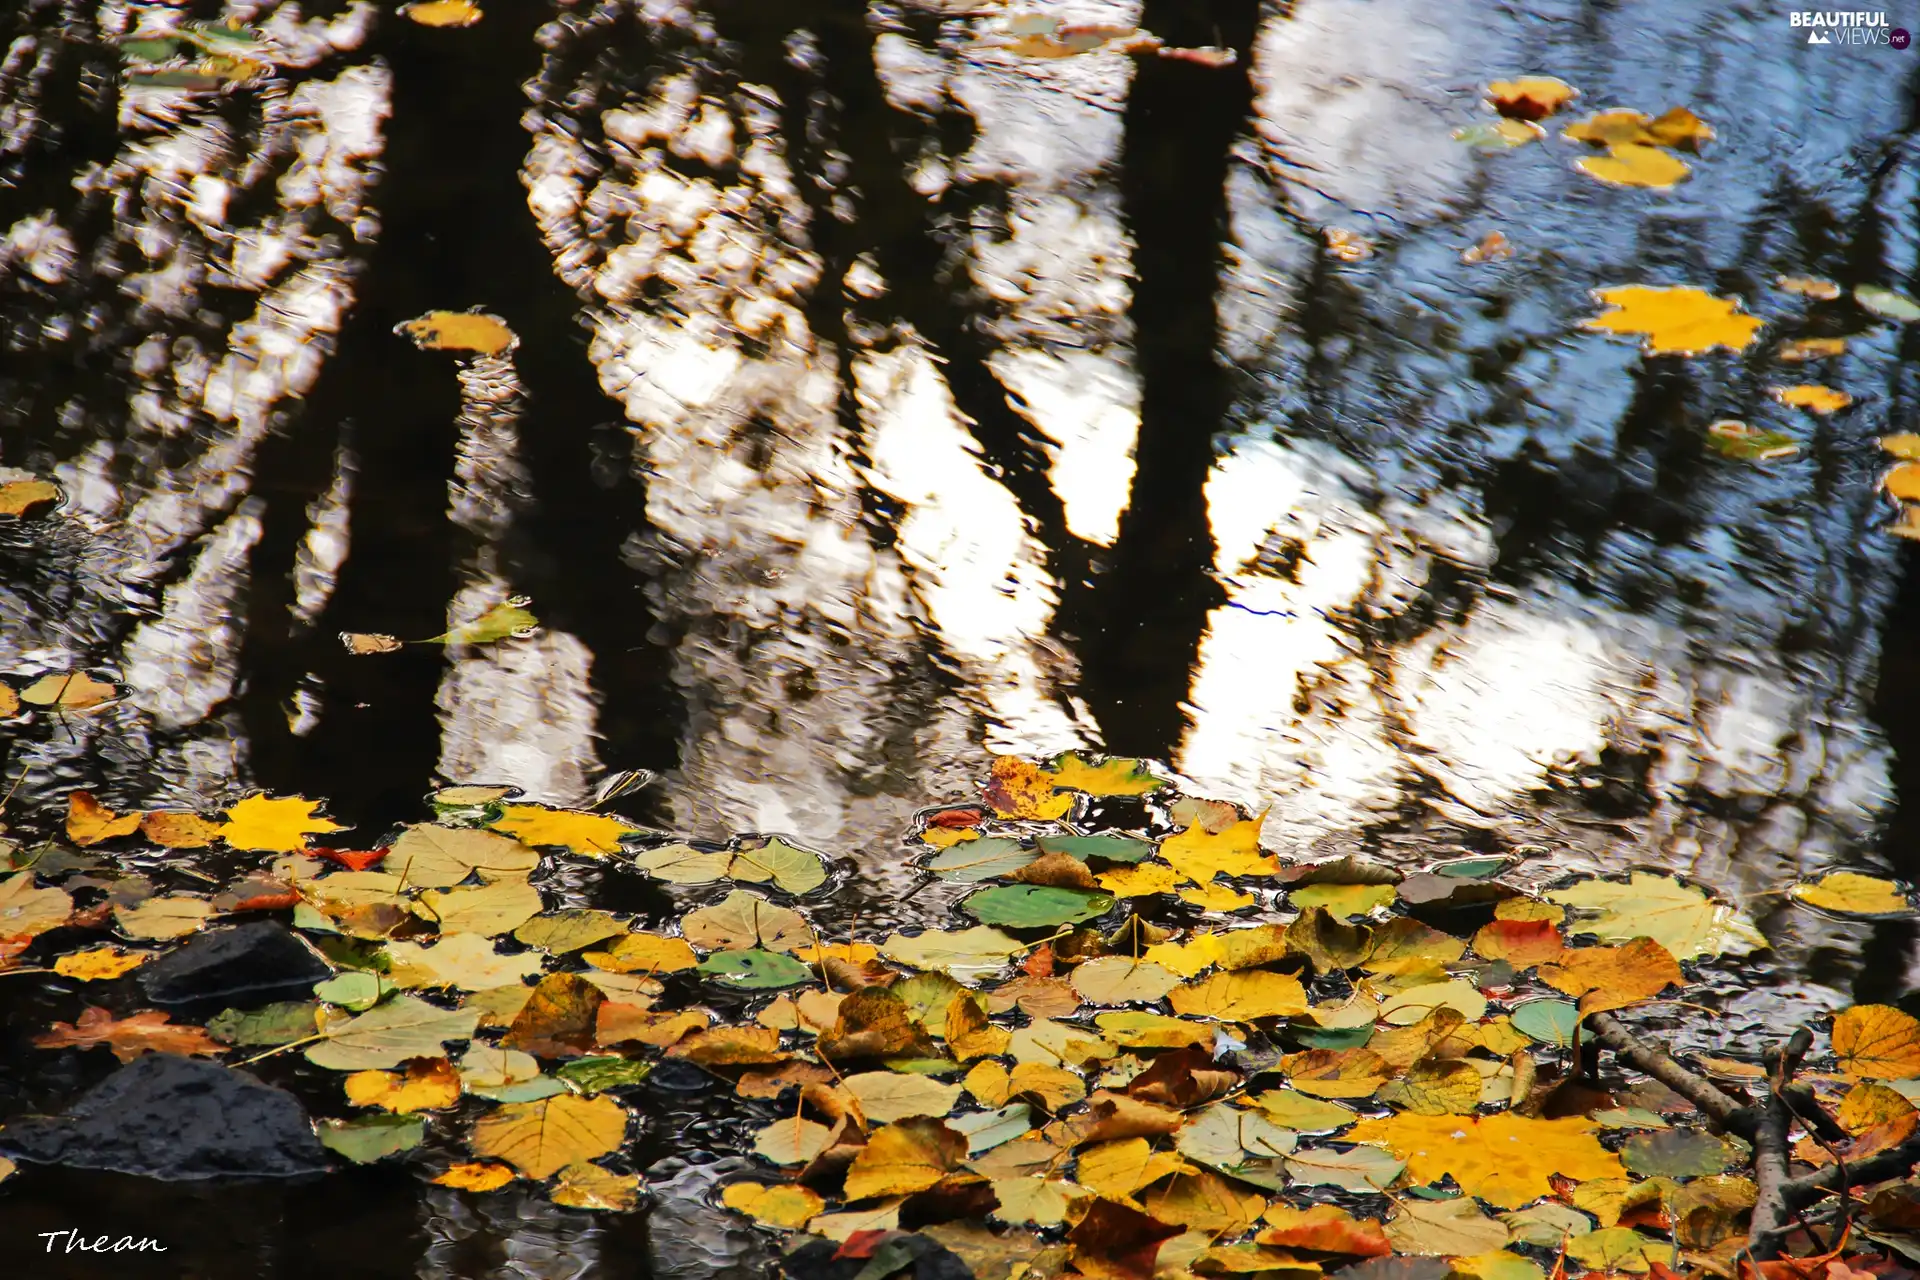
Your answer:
[513,910,630,954]
[1547,871,1764,961]
[0,477,61,517]
[1539,937,1683,1014]
[1790,871,1915,918]
[317,1114,425,1164]
[397,310,515,354]
[1378,1057,1485,1116]
[1777,337,1848,361]
[1563,109,1660,146]
[1858,284,1920,322]
[434,1161,515,1191]
[1160,818,1276,882]
[1563,1227,1675,1272]
[697,948,812,989]
[401,0,483,26]
[1834,1004,1920,1080]
[385,824,538,888]
[550,1161,641,1211]
[19,672,117,709]
[722,1181,825,1229]
[1346,1113,1624,1208]
[470,1093,628,1179]
[33,1007,222,1063]
[1070,957,1182,1005]
[844,1072,964,1122]
[927,838,1037,883]
[52,947,150,981]
[1486,77,1577,121]
[843,1117,967,1199]
[343,1057,462,1113]
[114,895,215,940]
[221,794,345,853]
[1454,119,1545,150]
[208,1002,320,1046]
[583,930,699,974]
[1772,384,1852,414]
[66,792,142,846]
[1258,1203,1391,1256]
[489,804,636,855]
[1705,420,1799,462]
[1171,970,1309,1021]
[1379,979,1487,1026]
[1290,883,1396,918]
[1580,286,1764,357]
[306,994,480,1070]
[681,890,811,953]
[983,755,1074,820]
[1576,144,1690,189]
[0,871,72,939]
[1043,752,1164,796]
[1511,998,1582,1046]
[340,633,402,655]
[1284,1145,1406,1192]
[752,1116,834,1166]
[1778,275,1842,300]
[1620,1129,1747,1178]
[417,880,544,937]
[962,884,1113,928]
[1386,1197,1512,1257]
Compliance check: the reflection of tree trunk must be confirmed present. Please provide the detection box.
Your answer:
[1072,0,1259,759]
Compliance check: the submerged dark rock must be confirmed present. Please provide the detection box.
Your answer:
[0,1053,329,1180]
[137,921,331,1011]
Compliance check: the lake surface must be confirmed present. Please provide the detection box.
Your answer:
[2,0,1919,1275]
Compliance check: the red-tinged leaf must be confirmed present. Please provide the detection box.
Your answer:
[317,847,389,871]
[213,874,300,913]
[926,808,985,830]
[1023,943,1056,978]
[34,1007,223,1064]
[1067,1199,1185,1280]
[834,1229,897,1260]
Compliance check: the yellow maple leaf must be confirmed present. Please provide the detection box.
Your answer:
[722,1181,825,1229]
[1042,752,1164,796]
[1178,883,1257,911]
[1346,1112,1624,1208]
[1098,863,1179,898]
[489,804,637,856]
[220,794,345,853]
[1580,285,1764,357]
[1168,969,1308,1021]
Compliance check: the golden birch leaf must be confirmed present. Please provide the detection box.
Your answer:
[722,1181,825,1229]
[114,895,215,940]
[1377,1057,1485,1116]
[469,1093,629,1179]
[401,0,483,27]
[751,1116,834,1166]
[65,792,141,845]
[549,1161,641,1211]
[489,804,637,856]
[681,891,811,954]
[19,671,118,709]
[582,931,699,973]
[343,1057,462,1113]
[1076,1137,1189,1198]
[1576,144,1690,189]
[1042,753,1164,796]
[843,1118,967,1200]
[1790,872,1913,918]
[1098,863,1180,898]
[1387,1197,1512,1256]
[434,1161,515,1191]
[1070,957,1182,1005]
[384,933,545,990]
[1168,970,1308,1021]
[1539,937,1683,1014]
[52,947,150,981]
[843,1072,964,1123]
[0,871,72,940]
[1833,1004,1920,1080]
[983,755,1074,820]
[417,880,544,937]
[385,824,538,888]
[1159,818,1276,882]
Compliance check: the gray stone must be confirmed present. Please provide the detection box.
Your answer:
[0,1053,330,1180]
[137,921,331,1011]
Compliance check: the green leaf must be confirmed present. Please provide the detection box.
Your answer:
[305,994,479,1070]
[1858,284,1920,322]
[469,1076,569,1103]
[317,1114,425,1164]
[314,971,397,1011]
[428,597,538,645]
[948,1103,1032,1155]
[925,838,1036,883]
[180,22,266,53]
[1430,856,1513,880]
[119,38,181,62]
[1620,1129,1749,1178]
[1511,998,1582,1047]
[207,1001,319,1046]
[960,885,1114,928]
[1035,835,1155,864]
[555,1057,654,1094]
[696,948,813,989]
[127,69,225,90]
[728,836,829,894]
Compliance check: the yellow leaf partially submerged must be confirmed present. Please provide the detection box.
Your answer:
[1772,384,1852,414]
[1575,143,1690,189]
[221,794,346,853]
[1347,1112,1624,1208]
[469,1093,629,1179]
[1791,871,1912,918]
[490,804,637,856]
[722,1181,825,1229]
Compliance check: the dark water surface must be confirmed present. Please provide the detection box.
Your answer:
[3,0,1920,1274]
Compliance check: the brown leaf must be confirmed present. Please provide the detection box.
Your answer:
[595,1004,707,1049]
[1052,1090,1184,1147]
[34,1007,223,1064]
[666,1026,788,1066]
[1008,850,1099,890]
[501,973,605,1057]
[1539,937,1682,1014]
[819,988,931,1061]
[1257,1204,1392,1257]
[1125,1047,1237,1109]
[1066,1198,1186,1280]
[842,1117,968,1199]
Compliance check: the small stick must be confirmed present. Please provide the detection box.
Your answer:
[1746,1027,1813,1262]
[1584,1010,1753,1136]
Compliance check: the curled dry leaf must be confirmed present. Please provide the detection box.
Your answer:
[1486,76,1577,121]
[34,1007,222,1064]
[340,632,403,655]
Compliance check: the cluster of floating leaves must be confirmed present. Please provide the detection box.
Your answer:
[4,754,1920,1279]
[1437,74,1920,527]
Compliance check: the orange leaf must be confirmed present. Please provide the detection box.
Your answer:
[1539,937,1683,1014]
[66,792,142,846]
[1257,1203,1392,1257]
[33,1007,223,1064]
[1833,1004,1920,1080]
